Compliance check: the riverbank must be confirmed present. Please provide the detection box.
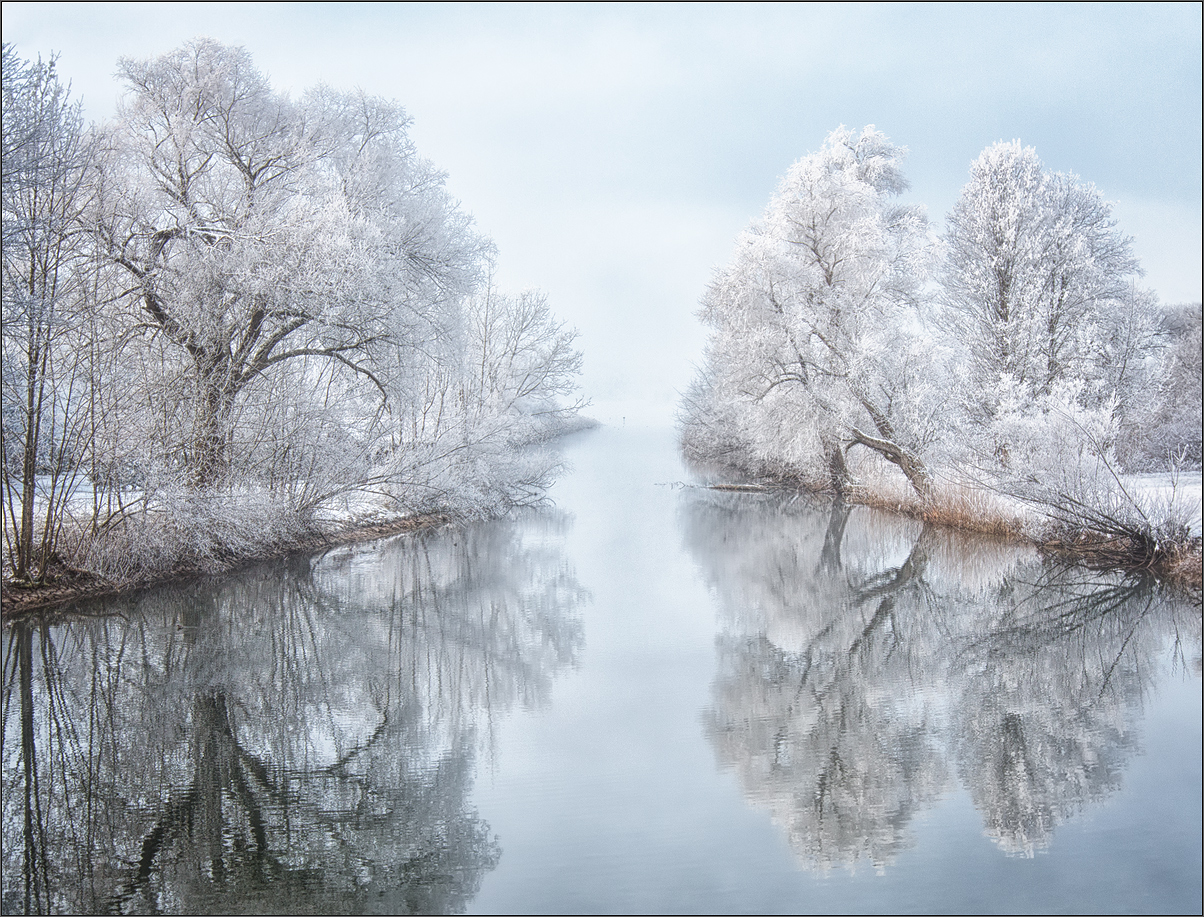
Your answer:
[0,512,451,619]
[3,419,603,621]
[710,474,1203,596]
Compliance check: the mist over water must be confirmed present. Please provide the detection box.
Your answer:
[3,425,1200,915]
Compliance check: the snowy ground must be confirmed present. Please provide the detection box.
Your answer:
[1126,471,1203,537]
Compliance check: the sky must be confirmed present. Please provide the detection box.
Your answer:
[4,2,1201,423]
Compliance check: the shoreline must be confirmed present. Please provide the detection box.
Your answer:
[706,481,1204,596]
[0,513,451,620]
[5,468,1200,620]
[0,422,603,622]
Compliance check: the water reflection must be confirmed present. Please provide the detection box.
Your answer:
[2,512,585,914]
[683,490,1198,872]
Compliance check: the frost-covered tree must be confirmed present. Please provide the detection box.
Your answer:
[1,45,96,581]
[682,126,936,496]
[940,141,1156,431]
[937,140,1188,493]
[4,40,584,587]
[466,285,585,436]
[88,40,579,504]
[374,285,585,516]
[92,40,464,487]
[1126,302,1202,470]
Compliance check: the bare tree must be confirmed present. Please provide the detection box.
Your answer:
[1,45,95,582]
[466,285,586,435]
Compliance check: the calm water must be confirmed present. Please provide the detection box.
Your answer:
[3,425,1200,915]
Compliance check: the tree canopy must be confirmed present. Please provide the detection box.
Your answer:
[1,40,585,585]
[681,125,1196,534]
[685,126,935,496]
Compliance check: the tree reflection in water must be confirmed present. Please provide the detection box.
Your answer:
[682,490,1198,872]
[2,512,585,914]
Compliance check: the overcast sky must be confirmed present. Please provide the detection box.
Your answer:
[5,2,1201,422]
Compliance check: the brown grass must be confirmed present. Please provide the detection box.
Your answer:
[1039,530,1202,594]
[848,476,1031,539]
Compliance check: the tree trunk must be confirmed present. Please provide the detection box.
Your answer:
[191,381,236,489]
[826,441,852,497]
[848,427,931,498]
[17,336,43,581]
[19,421,37,581]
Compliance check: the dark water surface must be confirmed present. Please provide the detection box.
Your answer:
[3,425,1200,914]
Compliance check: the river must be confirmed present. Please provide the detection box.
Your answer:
[2,424,1200,914]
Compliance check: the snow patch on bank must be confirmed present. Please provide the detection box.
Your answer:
[1126,472,1203,537]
